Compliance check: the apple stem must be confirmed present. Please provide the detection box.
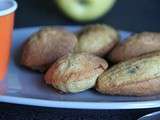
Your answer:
[78,0,91,5]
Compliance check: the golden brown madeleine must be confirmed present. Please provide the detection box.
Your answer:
[108,32,160,63]
[74,24,119,56]
[21,27,78,72]
[96,51,160,96]
[45,53,108,93]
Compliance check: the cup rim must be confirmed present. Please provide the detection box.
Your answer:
[0,0,17,16]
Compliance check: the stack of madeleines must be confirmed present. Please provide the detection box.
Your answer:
[21,24,160,96]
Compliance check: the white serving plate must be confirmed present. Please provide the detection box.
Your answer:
[0,26,160,110]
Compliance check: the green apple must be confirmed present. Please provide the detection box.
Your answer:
[56,0,116,22]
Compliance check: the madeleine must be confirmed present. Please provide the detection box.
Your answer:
[74,24,119,56]
[45,53,108,93]
[21,27,77,72]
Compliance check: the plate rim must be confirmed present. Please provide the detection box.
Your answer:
[1,95,160,109]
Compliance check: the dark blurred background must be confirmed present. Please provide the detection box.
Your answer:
[1,0,160,120]
[15,0,160,32]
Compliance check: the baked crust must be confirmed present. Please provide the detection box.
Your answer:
[108,32,160,63]
[74,24,119,56]
[45,53,108,93]
[96,51,160,96]
[21,27,78,72]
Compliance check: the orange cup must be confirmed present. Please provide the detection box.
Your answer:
[0,0,17,80]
